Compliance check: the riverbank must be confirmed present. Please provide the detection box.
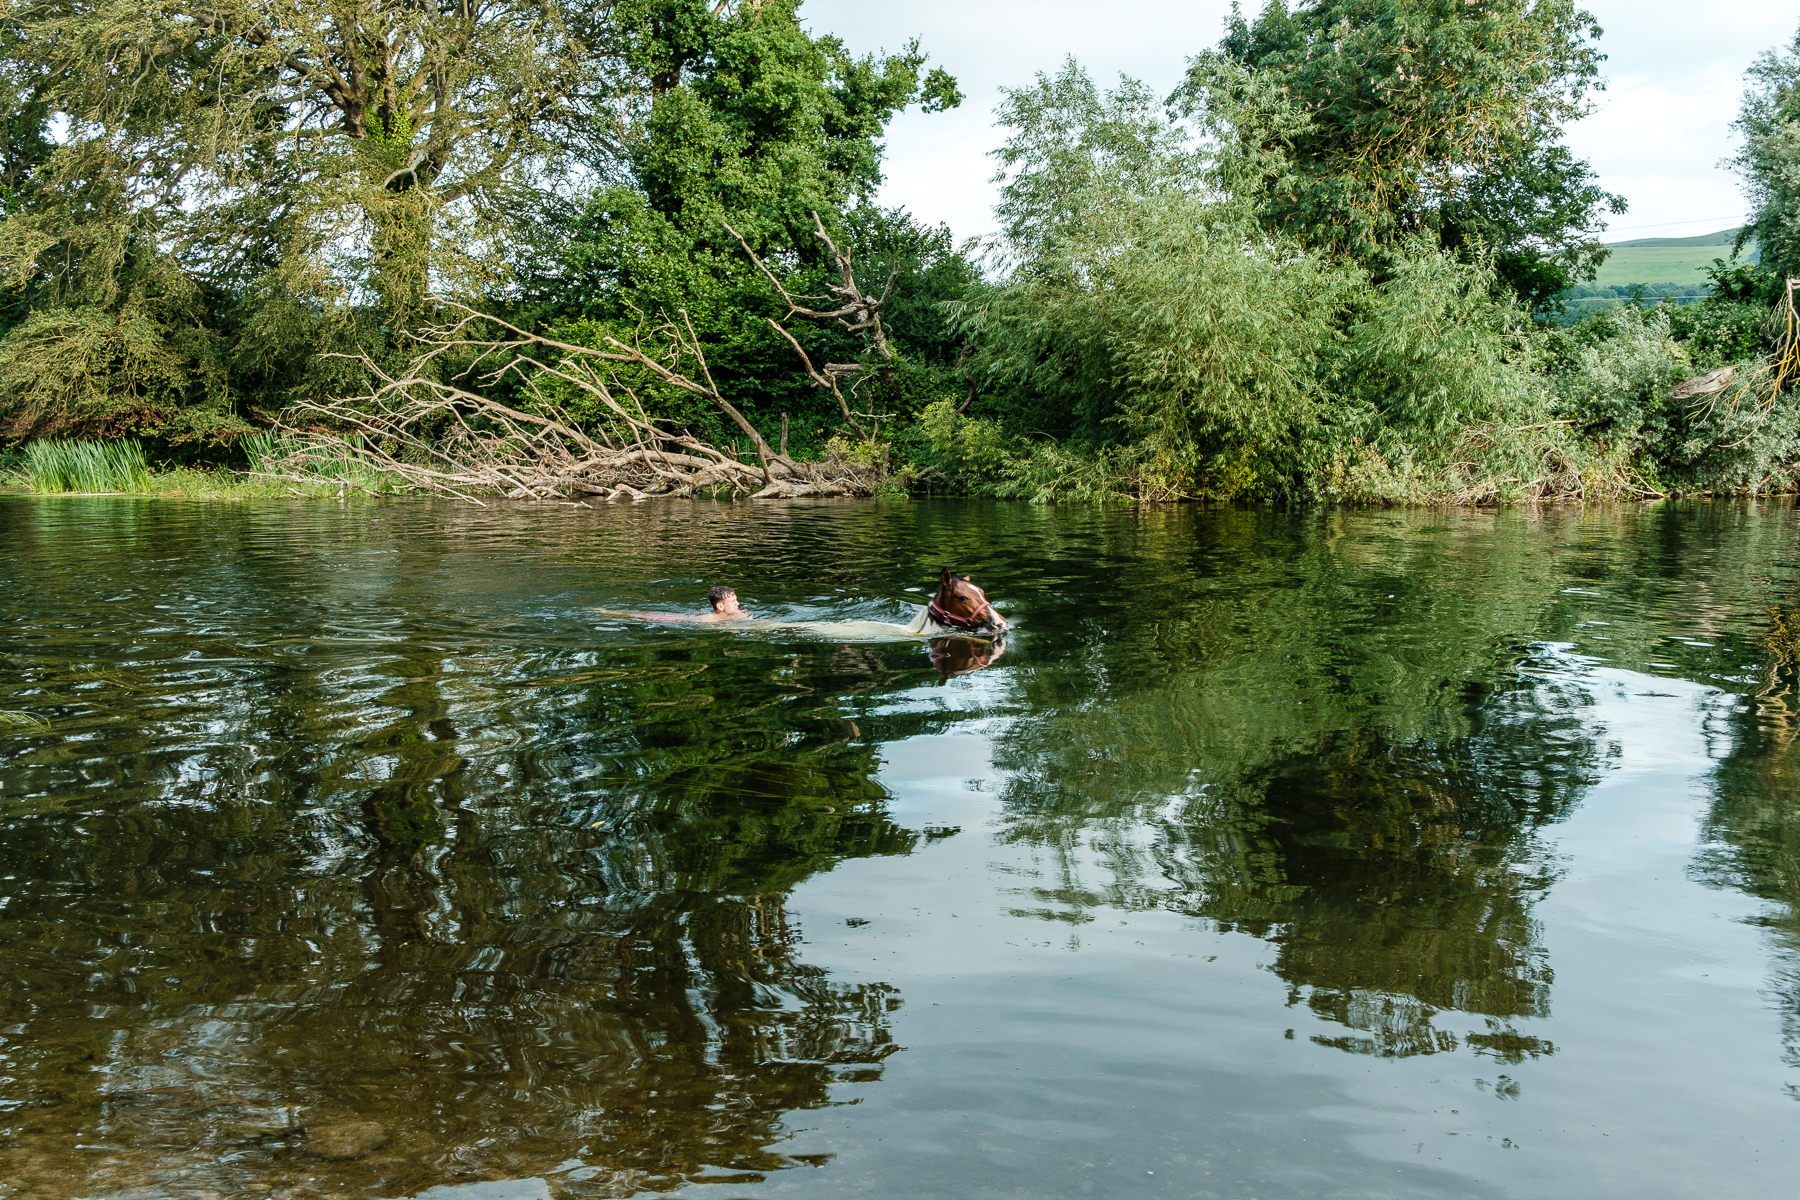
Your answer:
[2,434,1792,506]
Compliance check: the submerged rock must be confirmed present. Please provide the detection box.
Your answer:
[305,1119,389,1160]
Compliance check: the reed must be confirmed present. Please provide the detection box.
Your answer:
[24,439,152,493]
[242,431,408,493]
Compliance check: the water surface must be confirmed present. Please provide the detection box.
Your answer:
[2,496,1798,1199]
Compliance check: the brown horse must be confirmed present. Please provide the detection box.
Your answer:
[922,568,1008,637]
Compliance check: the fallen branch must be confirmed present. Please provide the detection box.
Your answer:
[273,301,880,502]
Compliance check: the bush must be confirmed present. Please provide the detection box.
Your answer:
[1550,307,1691,452]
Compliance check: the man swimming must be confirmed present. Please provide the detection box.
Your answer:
[626,585,750,625]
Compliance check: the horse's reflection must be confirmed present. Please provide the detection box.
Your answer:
[929,634,1006,683]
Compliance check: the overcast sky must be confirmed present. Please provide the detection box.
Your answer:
[801,0,1800,244]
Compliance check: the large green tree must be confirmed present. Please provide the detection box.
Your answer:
[0,0,626,439]
[1180,0,1623,313]
[1733,22,1800,281]
[516,1,966,448]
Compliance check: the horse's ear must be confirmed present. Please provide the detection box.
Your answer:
[939,567,952,588]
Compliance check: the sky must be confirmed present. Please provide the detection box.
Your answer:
[801,0,1800,245]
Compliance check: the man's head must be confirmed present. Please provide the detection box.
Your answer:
[707,586,740,614]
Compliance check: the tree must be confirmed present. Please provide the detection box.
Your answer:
[986,58,1197,270]
[953,62,1203,449]
[1733,22,1800,281]
[513,2,965,449]
[6,0,617,319]
[0,0,628,440]
[0,0,961,445]
[1179,0,1623,313]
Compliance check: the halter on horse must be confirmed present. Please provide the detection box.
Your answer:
[926,569,1007,637]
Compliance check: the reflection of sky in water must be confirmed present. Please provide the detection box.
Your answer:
[749,650,1798,1200]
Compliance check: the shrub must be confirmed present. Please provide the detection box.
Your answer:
[1550,307,1691,450]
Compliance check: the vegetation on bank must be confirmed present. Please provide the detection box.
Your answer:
[3,1,1800,505]
[0,435,408,499]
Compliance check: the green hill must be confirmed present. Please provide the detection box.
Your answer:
[1609,228,1745,248]
[1593,227,1756,287]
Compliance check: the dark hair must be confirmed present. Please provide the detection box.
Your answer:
[707,585,736,610]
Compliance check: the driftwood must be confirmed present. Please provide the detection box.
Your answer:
[270,302,881,503]
[1672,365,1737,401]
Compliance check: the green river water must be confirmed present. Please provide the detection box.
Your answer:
[1,495,1798,1199]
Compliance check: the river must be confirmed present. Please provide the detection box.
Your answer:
[1,495,1797,1199]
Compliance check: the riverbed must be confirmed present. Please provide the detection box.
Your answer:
[1,495,1797,1199]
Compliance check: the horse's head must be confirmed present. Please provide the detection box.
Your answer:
[929,634,1007,683]
[928,568,1008,634]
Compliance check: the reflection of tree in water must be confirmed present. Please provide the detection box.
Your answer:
[0,631,919,1198]
[991,587,1600,1062]
[1199,701,1581,1061]
[1695,612,1800,1098]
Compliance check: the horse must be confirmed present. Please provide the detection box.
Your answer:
[905,569,1008,638]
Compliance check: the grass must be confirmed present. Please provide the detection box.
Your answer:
[1592,246,1734,288]
[241,430,404,493]
[1592,227,1759,289]
[23,438,152,492]
[1,435,409,500]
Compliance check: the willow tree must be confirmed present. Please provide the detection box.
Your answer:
[0,0,630,438]
[15,0,629,306]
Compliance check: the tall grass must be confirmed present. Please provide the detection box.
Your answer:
[242,430,406,493]
[3,433,406,499]
[24,439,152,492]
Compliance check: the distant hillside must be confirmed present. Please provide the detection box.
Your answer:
[1609,227,1746,248]
[1592,226,1757,288]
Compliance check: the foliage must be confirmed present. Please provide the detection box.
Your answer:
[954,64,1214,449]
[1668,259,1785,370]
[1179,0,1623,313]
[509,2,968,452]
[0,0,964,457]
[1734,23,1800,280]
[959,80,1622,505]
[987,58,1198,269]
[1549,306,1690,450]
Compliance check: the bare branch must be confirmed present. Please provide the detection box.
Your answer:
[274,302,877,503]
[765,319,869,439]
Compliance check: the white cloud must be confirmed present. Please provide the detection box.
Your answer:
[802,0,1800,242]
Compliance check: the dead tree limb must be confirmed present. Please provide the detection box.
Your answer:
[725,215,896,363]
[725,214,909,443]
[765,318,870,439]
[274,300,878,503]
